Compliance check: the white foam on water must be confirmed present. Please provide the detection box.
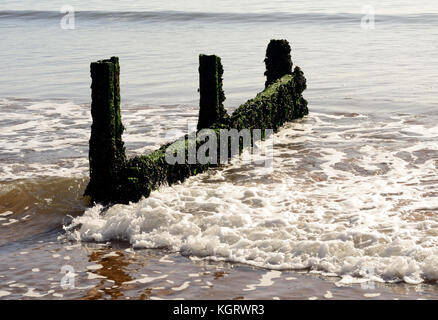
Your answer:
[0,100,90,180]
[67,112,438,284]
[159,255,173,263]
[23,288,47,298]
[86,264,103,271]
[172,281,191,291]
[0,290,11,298]
[2,219,18,226]
[87,272,106,280]
[123,274,168,285]
[0,99,197,181]
[102,251,119,258]
[75,285,95,290]
[364,293,381,298]
[244,271,282,291]
[188,273,200,277]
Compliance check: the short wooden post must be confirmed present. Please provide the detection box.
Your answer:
[197,54,227,130]
[264,39,293,88]
[85,56,126,202]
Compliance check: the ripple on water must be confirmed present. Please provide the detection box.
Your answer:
[67,112,438,285]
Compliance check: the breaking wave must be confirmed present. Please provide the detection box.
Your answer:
[1,10,437,25]
[67,111,438,285]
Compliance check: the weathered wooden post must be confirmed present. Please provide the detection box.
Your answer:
[197,54,228,130]
[84,56,126,203]
[83,40,308,204]
[264,39,293,88]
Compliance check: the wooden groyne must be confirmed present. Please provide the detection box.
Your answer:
[84,39,308,204]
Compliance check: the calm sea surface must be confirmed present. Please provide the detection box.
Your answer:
[0,0,438,299]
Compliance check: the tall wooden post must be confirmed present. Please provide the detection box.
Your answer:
[264,39,293,88]
[85,56,126,203]
[197,54,227,130]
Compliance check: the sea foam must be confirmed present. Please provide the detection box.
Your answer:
[67,112,438,284]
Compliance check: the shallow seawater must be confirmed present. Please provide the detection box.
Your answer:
[1,110,438,299]
[1,0,438,299]
[2,240,438,300]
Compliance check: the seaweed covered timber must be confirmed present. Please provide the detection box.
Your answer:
[84,39,308,204]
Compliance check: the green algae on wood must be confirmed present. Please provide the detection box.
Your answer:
[197,54,228,130]
[85,40,308,204]
[230,72,308,133]
[94,73,307,204]
[84,57,127,203]
[264,39,293,88]
[118,136,214,203]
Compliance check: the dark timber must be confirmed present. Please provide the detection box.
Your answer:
[85,39,308,204]
[84,57,127,203]
[264,39,293,88]
[197,55,228,130]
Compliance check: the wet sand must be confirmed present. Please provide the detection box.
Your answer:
[1,236,438,300]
